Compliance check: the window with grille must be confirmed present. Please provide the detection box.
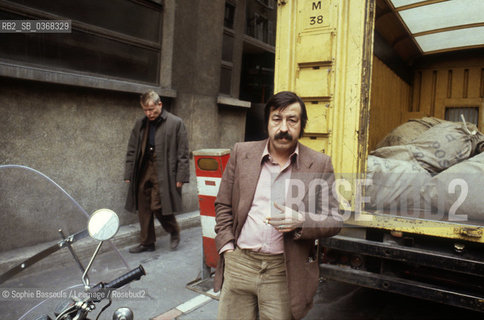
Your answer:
[224,1,235,29]
[0,0,163,86]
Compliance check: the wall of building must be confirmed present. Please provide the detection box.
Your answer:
[0,78,140,250]
[0,0,251,252]
[171,0,247,212]
[0,0,255,251]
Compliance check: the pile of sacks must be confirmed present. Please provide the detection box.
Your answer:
[366,117,484,221]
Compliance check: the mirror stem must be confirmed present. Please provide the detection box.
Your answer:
[82,240,104,290]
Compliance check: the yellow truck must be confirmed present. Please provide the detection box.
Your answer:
[274,0,484,311]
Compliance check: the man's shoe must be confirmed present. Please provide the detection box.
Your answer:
[129,244,155,254]
[170,234,180,250]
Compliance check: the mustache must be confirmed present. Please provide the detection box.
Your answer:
[275,131,293,141]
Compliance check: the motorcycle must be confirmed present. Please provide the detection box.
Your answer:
[0,165,146,320]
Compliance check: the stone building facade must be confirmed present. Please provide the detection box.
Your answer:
[0,0,276,249]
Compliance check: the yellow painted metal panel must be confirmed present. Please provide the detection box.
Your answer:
[275,0,338,96]
[295,66,332,97]
[274,0,297,93]
[275,0,373,209]
[296,32,334,64]
[296,0,334,33]
[345,211,484,244]
[305,101,329,134]
[299,136,329,154]
[329,0,371,178]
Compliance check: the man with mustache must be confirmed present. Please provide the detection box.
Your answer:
[214,91,342,320]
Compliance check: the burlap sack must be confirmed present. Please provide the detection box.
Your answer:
[365,156,432,212]
[372,122,484,174]
[408,122,484,174]
[411,117,448,128]
[375,117,447,149]
[371,145,414,162]
[423,152,484,221]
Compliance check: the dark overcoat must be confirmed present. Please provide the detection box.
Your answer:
[124,109,189,214]
[214,139,342,320]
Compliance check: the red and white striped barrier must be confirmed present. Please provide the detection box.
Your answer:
[193,149,231,269]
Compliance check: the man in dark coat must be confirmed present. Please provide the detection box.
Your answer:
[124,90,189,253]
[214,91,342,319]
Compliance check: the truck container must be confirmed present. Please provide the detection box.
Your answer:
[274,0,484,312]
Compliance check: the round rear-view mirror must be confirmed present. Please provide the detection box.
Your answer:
[88,209,120,241]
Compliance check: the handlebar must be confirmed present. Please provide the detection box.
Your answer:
[53,265,146,319]
[105,265,146,289]
[92,265,146,292]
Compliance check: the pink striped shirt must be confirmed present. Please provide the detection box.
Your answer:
[220,142,299,254]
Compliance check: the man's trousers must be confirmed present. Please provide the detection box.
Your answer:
[218,247,293,320]
[137,156,179,245]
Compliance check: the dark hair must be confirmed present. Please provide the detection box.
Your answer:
[264,91,307,138]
